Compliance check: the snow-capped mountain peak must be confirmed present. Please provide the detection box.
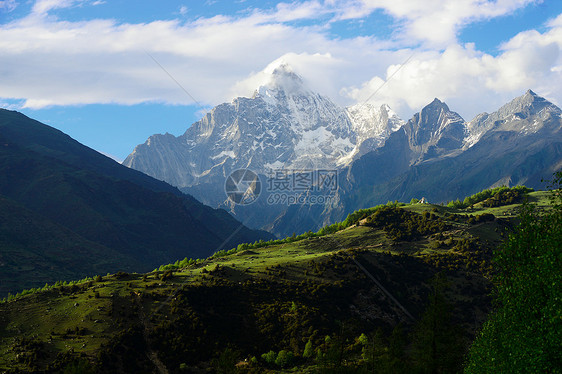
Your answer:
[337,102,405,164]
[124,65,405,188]
[267,63,304,88]
[464,89,562,148]
[252,62,309,106]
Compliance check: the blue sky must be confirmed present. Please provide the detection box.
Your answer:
[1,0,562,161]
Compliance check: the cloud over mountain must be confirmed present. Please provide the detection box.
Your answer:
[0,0,560,123]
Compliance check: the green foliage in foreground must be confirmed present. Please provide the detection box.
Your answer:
[410,274,465,373]
[0,189,502,372]
[465,173,562,373]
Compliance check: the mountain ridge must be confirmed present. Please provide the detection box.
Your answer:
[122,69,562,237]
[0,109,272,295]
[465,89,562,148]
[123,64,403,179]
[334,90,562,215]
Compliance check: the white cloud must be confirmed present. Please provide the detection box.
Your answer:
[0,0,17,12]
[271,1,327,22]
[30,0,105,17]
[330,0,539,47]
[0,0,561,124]
[31,0,80,15]
[0,3,391,109]
[548,12,562,27]
[342,26,562,120]
[0,100,23,110]
[230,52,346,99]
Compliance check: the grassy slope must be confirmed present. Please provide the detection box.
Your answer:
[0,192,551,372]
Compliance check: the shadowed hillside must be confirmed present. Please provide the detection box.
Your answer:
[0,109,272,295]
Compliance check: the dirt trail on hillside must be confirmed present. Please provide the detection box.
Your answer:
[134,295,169,374]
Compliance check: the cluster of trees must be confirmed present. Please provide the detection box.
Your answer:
[261,349,295,368]
[424,236,494,276]
[156,257,200,272]
[447,186,533,209]
[340,201,407,228]
[365,206,449,241]
[10,337,45,368]
[0,275,105,303]
[467,213,495,224]
[480,188,527,207]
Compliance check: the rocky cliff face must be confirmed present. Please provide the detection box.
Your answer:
[403,98,467,162]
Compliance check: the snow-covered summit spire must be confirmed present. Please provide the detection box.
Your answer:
[252,61,311,105]
[267,62,303,84]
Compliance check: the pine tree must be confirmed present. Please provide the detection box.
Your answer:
[303,340,314,358]
[410,274,465,373]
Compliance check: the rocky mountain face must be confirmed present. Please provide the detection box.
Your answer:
[464,89,561,147]
[124,66,562,237]
[342,98,468,189]
[123,63,403,186]
[404,98,467,161]
[343,103,403,163]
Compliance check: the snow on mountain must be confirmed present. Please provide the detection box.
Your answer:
[348,103,403,140]
[340,103,405,165]
[123,83,562,238]
[464,89,562,149]
[124,63,402,188]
